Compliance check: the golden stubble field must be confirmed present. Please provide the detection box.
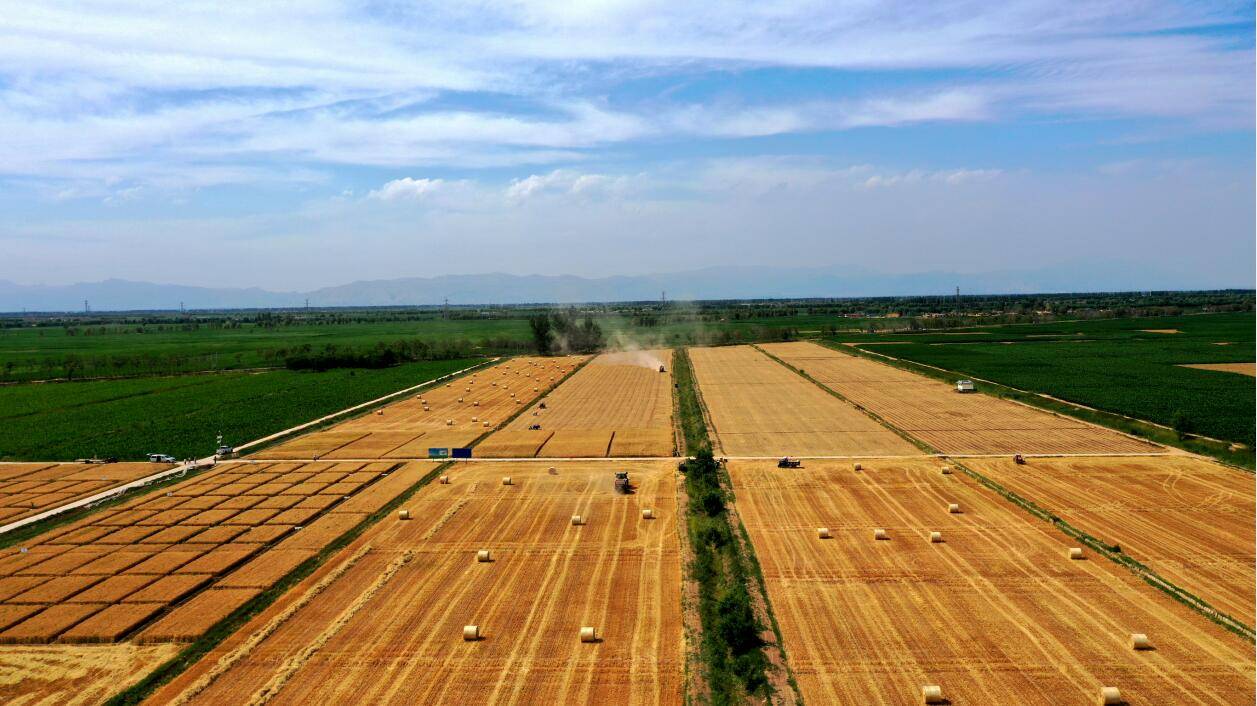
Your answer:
[480,350,676,458]
[966,455,1256,626]
[761,341,1159,455]
[146,460,684,705]
[0,462,174,526]
[728,458,1254,705]
[0,459,442,703]
[251,356,586,460]
[688,346,918,456]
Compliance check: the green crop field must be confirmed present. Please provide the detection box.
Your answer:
[833,313,1255,446]
[0,358,477,461]
[0,318,528,382]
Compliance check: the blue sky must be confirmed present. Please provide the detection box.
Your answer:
[0,1,1252,291]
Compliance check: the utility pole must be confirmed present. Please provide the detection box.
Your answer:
[443,297,449,320]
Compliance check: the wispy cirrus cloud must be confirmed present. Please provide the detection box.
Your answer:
[0,0,1248,194]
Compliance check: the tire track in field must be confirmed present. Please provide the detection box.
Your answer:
[165,543,374,705]
[246,549,415,705]
[491,482,594,704]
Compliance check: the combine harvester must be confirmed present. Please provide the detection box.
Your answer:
[614,471,633,493]
[777,457,802,468]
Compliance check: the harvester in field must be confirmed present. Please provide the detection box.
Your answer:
[777,457,802,468]
[658,364,666,373]
[614,471,632,494]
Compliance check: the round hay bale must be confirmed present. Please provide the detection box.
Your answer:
[929,531,943,543]
[1068,547,1085,560]
[398,509,411,520]
[922,685,945,704]
[948,503,961,514]
[439,475,450,484]
[473,401,480,407]
[1129,633,1152,650]
[1098,686,1122,705]
[853,462,862,471]
[941,466,952,475]
[817,527,831,539]
[579,626,598,643]
[463,625,480,641]
[483,421,490,427]
[874,528,888,540]
[476,550,492,562]
[375,409,384,416]
[516,399,522,404]
[571,515,585,526]
[502,476,513,486]
[446,419,454,426]
[423,407,430,412]
[457,397,464,403]
[642,508,654,520]
[549,466,557,473]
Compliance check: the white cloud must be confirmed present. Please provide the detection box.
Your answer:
[0,0,1248,193]
[368,177,449,201]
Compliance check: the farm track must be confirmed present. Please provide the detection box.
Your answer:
[728,458,1255,705]
[0,462,174,526]
[147,461,684,705]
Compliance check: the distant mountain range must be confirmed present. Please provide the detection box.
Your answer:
[0,262,1240,312]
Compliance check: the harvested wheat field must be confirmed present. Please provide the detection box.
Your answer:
[0,642,179,705]
[146,460,683,705]
[1178,362,1256,377]
[762,341,1159,454]
[966,455,1256,625]
[251,356,585,460]
[0,460,432,646]
[688,345,917,456]
[728,458,1254,705]
[484,350,675,457]
[0,462,174,525]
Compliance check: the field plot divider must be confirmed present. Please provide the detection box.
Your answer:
[755,343,1256,643]
[750,344,935,455]
[106,460,457,706]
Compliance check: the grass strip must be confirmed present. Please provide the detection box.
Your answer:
[106,460,454,705]
[677,346,798,704]
[673,347,711,455]
[827,341,1254,471]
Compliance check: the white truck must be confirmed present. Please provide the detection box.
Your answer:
[955,379,976,393]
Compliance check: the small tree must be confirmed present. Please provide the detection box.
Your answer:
[529,314,553,355]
